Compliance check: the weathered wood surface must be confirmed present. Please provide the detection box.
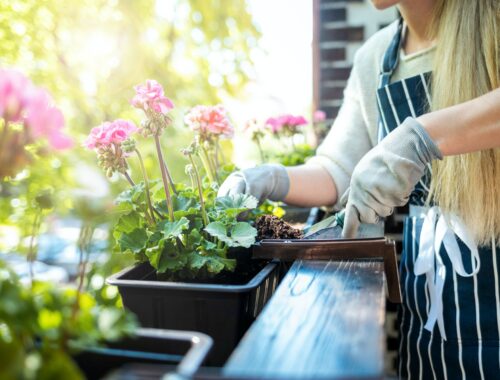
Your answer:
[252,238,401,303]
[223,259,386,379]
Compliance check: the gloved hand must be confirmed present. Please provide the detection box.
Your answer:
[217,164,290,203]
[342,117,443,238]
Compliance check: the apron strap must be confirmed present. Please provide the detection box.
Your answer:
[379,17,404,88]
[414,207,481,340]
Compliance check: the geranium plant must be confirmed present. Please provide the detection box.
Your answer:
[0,69,73,179]
[85,80,258,280]
[244,113,316,166]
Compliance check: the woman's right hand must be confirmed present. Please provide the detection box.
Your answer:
[217,164,290,204]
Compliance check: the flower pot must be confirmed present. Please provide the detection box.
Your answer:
[106,261,279,366]
[74,328,212,379]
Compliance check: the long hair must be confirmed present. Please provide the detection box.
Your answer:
[428,0,500,245]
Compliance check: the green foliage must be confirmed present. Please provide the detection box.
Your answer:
[0,263,137,379]
[273,143,315,166]
[114,180,258,279]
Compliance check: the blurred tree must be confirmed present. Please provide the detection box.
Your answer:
[0,0,260,249]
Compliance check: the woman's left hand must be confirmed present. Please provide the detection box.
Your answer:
[342,117,442,238]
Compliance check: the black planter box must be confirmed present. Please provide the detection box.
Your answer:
[74,328,212,379]
[107,261,279,366]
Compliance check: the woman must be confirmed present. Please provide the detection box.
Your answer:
[219,0,500,378]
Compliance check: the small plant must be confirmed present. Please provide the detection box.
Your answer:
[0,261,137,379]
[85,80,258,280]
[244,113,316,166]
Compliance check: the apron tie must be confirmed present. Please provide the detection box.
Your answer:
[413,206,481,340]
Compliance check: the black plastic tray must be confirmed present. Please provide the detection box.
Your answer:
[106,262,279,366]
[74,328,212,379]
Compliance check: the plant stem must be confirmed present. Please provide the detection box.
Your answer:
[216,139,226,163]
[162,159,178,195]
[188,154,209,226]
[72,225,94,321]
[27,210,41,285]
[198,145,216,184]
[154,133,174,221]
[255,136,266,163]
[0,120,9,158]
[135,148,156,223]
[213,140,220,172]
[207,144,219,184]
[123,171,136,187]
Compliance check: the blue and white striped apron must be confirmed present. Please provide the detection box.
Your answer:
[376,19,500,380]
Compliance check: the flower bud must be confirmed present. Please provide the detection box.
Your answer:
[121,138,136,154]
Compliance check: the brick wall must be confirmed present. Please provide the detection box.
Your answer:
[313,0,397,128]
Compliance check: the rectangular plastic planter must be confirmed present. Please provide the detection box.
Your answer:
[74,328,212,379]
[107,261,279,366]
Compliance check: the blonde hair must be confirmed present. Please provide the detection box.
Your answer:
[428,0,500,245]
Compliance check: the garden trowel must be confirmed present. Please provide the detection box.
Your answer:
[303,209,384,240]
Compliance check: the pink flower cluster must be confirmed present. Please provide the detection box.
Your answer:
[83,119,137,149]
[313,110,326,123]
[265,114,308,134]
[184,105,234,138]
[131,80,174,115]
[0,69,72,150]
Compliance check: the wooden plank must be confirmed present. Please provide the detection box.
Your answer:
[223,259,386,379]
[252,239,402,304]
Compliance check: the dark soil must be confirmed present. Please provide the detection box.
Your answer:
[256,215,304,240]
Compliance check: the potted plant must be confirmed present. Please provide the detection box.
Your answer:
[0,260,213,379]
[84,80,279,365]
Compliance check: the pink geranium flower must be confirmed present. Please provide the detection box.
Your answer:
[184,105,234,138]
[25,88,73,150]
[0,69,33,122]
[265,114,308,134]
[131,80,174,115]
[313,110,326,123]
[83,119,137,149]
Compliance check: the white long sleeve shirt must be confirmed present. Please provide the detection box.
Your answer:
[307,20,434,209]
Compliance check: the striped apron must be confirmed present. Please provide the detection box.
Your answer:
[376,19,500,379]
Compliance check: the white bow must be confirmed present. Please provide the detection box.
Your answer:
[413,206,480,340]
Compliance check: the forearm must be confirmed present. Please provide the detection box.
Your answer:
[284,164,338,207]
[418,88,500,156]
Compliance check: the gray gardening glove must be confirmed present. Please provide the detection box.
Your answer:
[342,117,443,238]
[217,164,290,203]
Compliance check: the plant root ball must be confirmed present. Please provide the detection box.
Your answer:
[256,215,304,240]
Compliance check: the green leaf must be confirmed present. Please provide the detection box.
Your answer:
[36,349,84,380]
[215,193,258,218]
[216,193,258,211]
[114,212,141,235]
[162,217,190,238]
[204,221,257,248]
[187,252,210,271]
[118,228,148,254]
[115,183,147,209]
[158,244,187,273]
[145,239,185,273]
[172,194,200,216]
[0,334,24,379]
[230,222,257,248]
[204,222,231,244]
